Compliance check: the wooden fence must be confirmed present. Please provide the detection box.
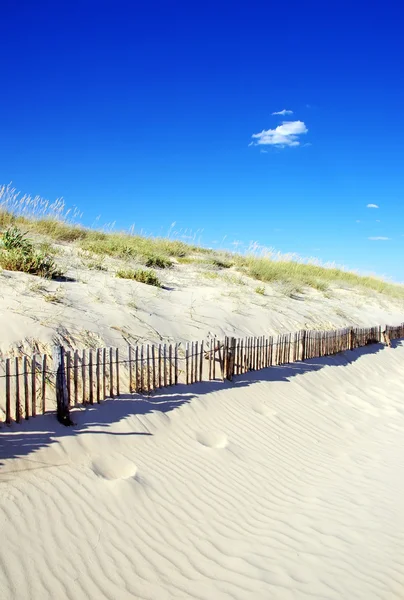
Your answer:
[0,323,403,426]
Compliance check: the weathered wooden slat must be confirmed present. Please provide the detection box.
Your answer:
[73,350,79,405]
[109,347,114,398]
[128,346,133,393]
[66,351,71,406]
[96,348,101,403]
[199,341,204,382]
[41,354,47,414]
[15,357,21,423]
[31,354,37,417]
[5,358,11,424]
[140,345,144,393]
[218,340,224,380]
[169,343,173,386]
[190,342,194,384]
[212,337,216,380]
[152,345,156,390]
[133,346,138,392]
[23,356,29,419]
[185,342,189,385]
[116,348,120,397]
[102,347,107,400]
[175,343,179,385]
[194,342,198,383]
[158,344,162,388]
[146,345,150,393]
[82,349,87,403]
[163,344,167,387]
[53,346,71,426]
[89,349,94,404]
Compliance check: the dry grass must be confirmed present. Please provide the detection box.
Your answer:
[2,184,404,299]
[238,255,403,298]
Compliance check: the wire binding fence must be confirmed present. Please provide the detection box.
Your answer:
[0,323,403,426]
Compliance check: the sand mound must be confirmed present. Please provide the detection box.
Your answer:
[196,430,228,448]
[91,454,138,480]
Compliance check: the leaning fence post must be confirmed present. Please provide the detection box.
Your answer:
[301,330,306,361]
[53,346,72,426]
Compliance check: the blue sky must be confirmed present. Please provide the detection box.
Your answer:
[1,1,404,280]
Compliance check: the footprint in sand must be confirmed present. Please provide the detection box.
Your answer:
[91,455,137,481]
[252,402,277,417]
[196,431,228,449]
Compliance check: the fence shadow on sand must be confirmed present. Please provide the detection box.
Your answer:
[1,341,397,469]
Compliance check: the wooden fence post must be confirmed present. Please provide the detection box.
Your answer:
[53,346,72,426]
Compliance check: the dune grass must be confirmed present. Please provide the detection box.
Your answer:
[237,255,404,298]
[116,268,161,287]
[1,184,404,299]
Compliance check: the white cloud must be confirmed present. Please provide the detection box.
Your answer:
[272,109,293,116]
[251,120,308,148]
[366,203,379,208]
[368,236,390,241]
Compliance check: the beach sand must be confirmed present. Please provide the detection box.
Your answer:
[1,342,404,599]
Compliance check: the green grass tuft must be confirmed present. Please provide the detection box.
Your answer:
[144,254,173,269]
[210,257,234,269]
[116,268,161,287]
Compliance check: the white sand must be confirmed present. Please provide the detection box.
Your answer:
[1,343,404,599]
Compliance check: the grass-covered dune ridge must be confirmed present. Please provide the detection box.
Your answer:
[1,183,403,298]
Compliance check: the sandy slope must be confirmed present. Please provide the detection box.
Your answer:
[0,242,403,357]
[1,342,404,599]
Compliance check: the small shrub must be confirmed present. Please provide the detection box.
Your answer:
[201,271,219,280]
[38,241,60,256]
[144,254,173,269]
[255,286,265,295]
[280,281,304,298]
[44,287,64,303]
[0,226,63,278]
[222,274,246,286]
[311,279,329,292]
[1,226,32,254]
[116,268,161,287]
[210,257,234,269]
[87,258,107,271]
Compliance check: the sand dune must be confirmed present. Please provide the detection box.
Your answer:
[1,343,404,599]
[1,242,404,357]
